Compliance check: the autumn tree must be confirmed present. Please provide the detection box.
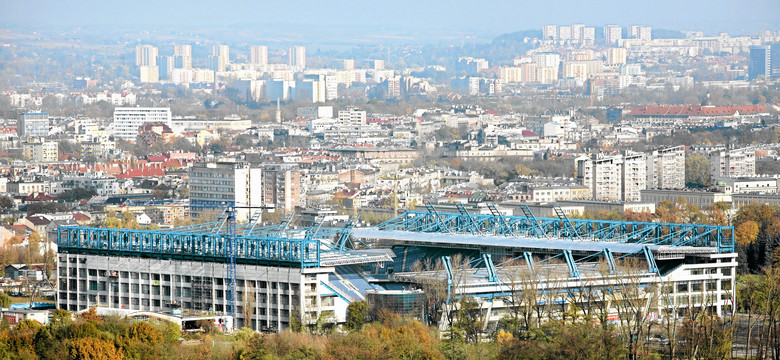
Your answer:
[69,337,124,360]
[735,220,760,246]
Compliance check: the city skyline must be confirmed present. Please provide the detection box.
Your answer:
[1,0,779,39]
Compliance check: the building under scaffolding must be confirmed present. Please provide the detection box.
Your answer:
[57,203,736,331]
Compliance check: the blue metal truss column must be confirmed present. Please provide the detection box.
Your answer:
[563,250,579,278]
[482,254,498,282]
[642,246,659,273]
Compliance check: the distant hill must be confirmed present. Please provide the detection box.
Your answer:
[653,29,686,39]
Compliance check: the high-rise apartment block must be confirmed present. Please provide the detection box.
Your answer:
[604,25,622,44]
[136,45,159,83]
[578,152,648,202]
[174,44,192,69]
[605,48,628,65]
[543,25,558,40]
[188,162,263,221]
[342,59,355,70]
[18,112,49,138]
[250,45,268,66]
[629,25,652,41]
[711,148,756,180]
[210,45,230,72]
[135,45,158,67]
[647,146,686,190]
[112,107,172,142]
[289,46,306,68]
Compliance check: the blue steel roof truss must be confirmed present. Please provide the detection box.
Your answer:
[58,226,322,268]
[374,211,734,253]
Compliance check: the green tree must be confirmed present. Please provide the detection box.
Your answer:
[685,153,711,188]
[0,292,10,308]
[345,301,369,331]
[0,196,14,210]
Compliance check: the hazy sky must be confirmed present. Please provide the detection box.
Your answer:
[2,0,778,36]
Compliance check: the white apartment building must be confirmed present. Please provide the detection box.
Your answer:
[604,25,622,44]
[710,148,756,180]
[174,44,192,69]
[250,45,268,65]
[112,107,172,142]
[578,152,648,202]
[188,162,263,221]
[338,108,367,126]
[647,146,686,190]
[135,45,158,67]
[622,153,647,202]
[289,46,306,68]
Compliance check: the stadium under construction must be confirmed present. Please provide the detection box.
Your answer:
[57,203,736,331]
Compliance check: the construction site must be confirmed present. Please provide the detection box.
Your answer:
[56,202,737,332]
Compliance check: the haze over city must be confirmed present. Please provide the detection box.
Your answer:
[0,1,780,359]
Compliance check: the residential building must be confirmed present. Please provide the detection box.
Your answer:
[112,107,172,142]
[250,45,268,66]
[174,44,192,69]
[289,46,306,68]
[647,146,685,189]
[135,45,158,67]
[606,48,627,65]
[338,108,367,126]
[23,139,58,162]
[188,161,263,221]
[578,152,647,202]
[18,112,49,138]
[210,45,230,72]
[710,148,755,180]
[622,152,647,202]
[139,66,159,83]
[604,25,622,44]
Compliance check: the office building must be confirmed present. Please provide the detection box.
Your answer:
[250,46,268,66]
[174,45,192,70]
[296,76,327,103]
[112,107,172,142]
[711,148,756,180]
[18,112,49,138]
[289,46,306,68]
[748,45,776,80]
[647,146,686,190]
[189,162,263,221]
[266,80,295,102]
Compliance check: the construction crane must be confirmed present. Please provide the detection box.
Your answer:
[213,204,275,327]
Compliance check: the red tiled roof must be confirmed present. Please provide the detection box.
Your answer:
[628,105,768,117]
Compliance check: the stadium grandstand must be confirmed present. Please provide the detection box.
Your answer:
[57,202,736,332]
